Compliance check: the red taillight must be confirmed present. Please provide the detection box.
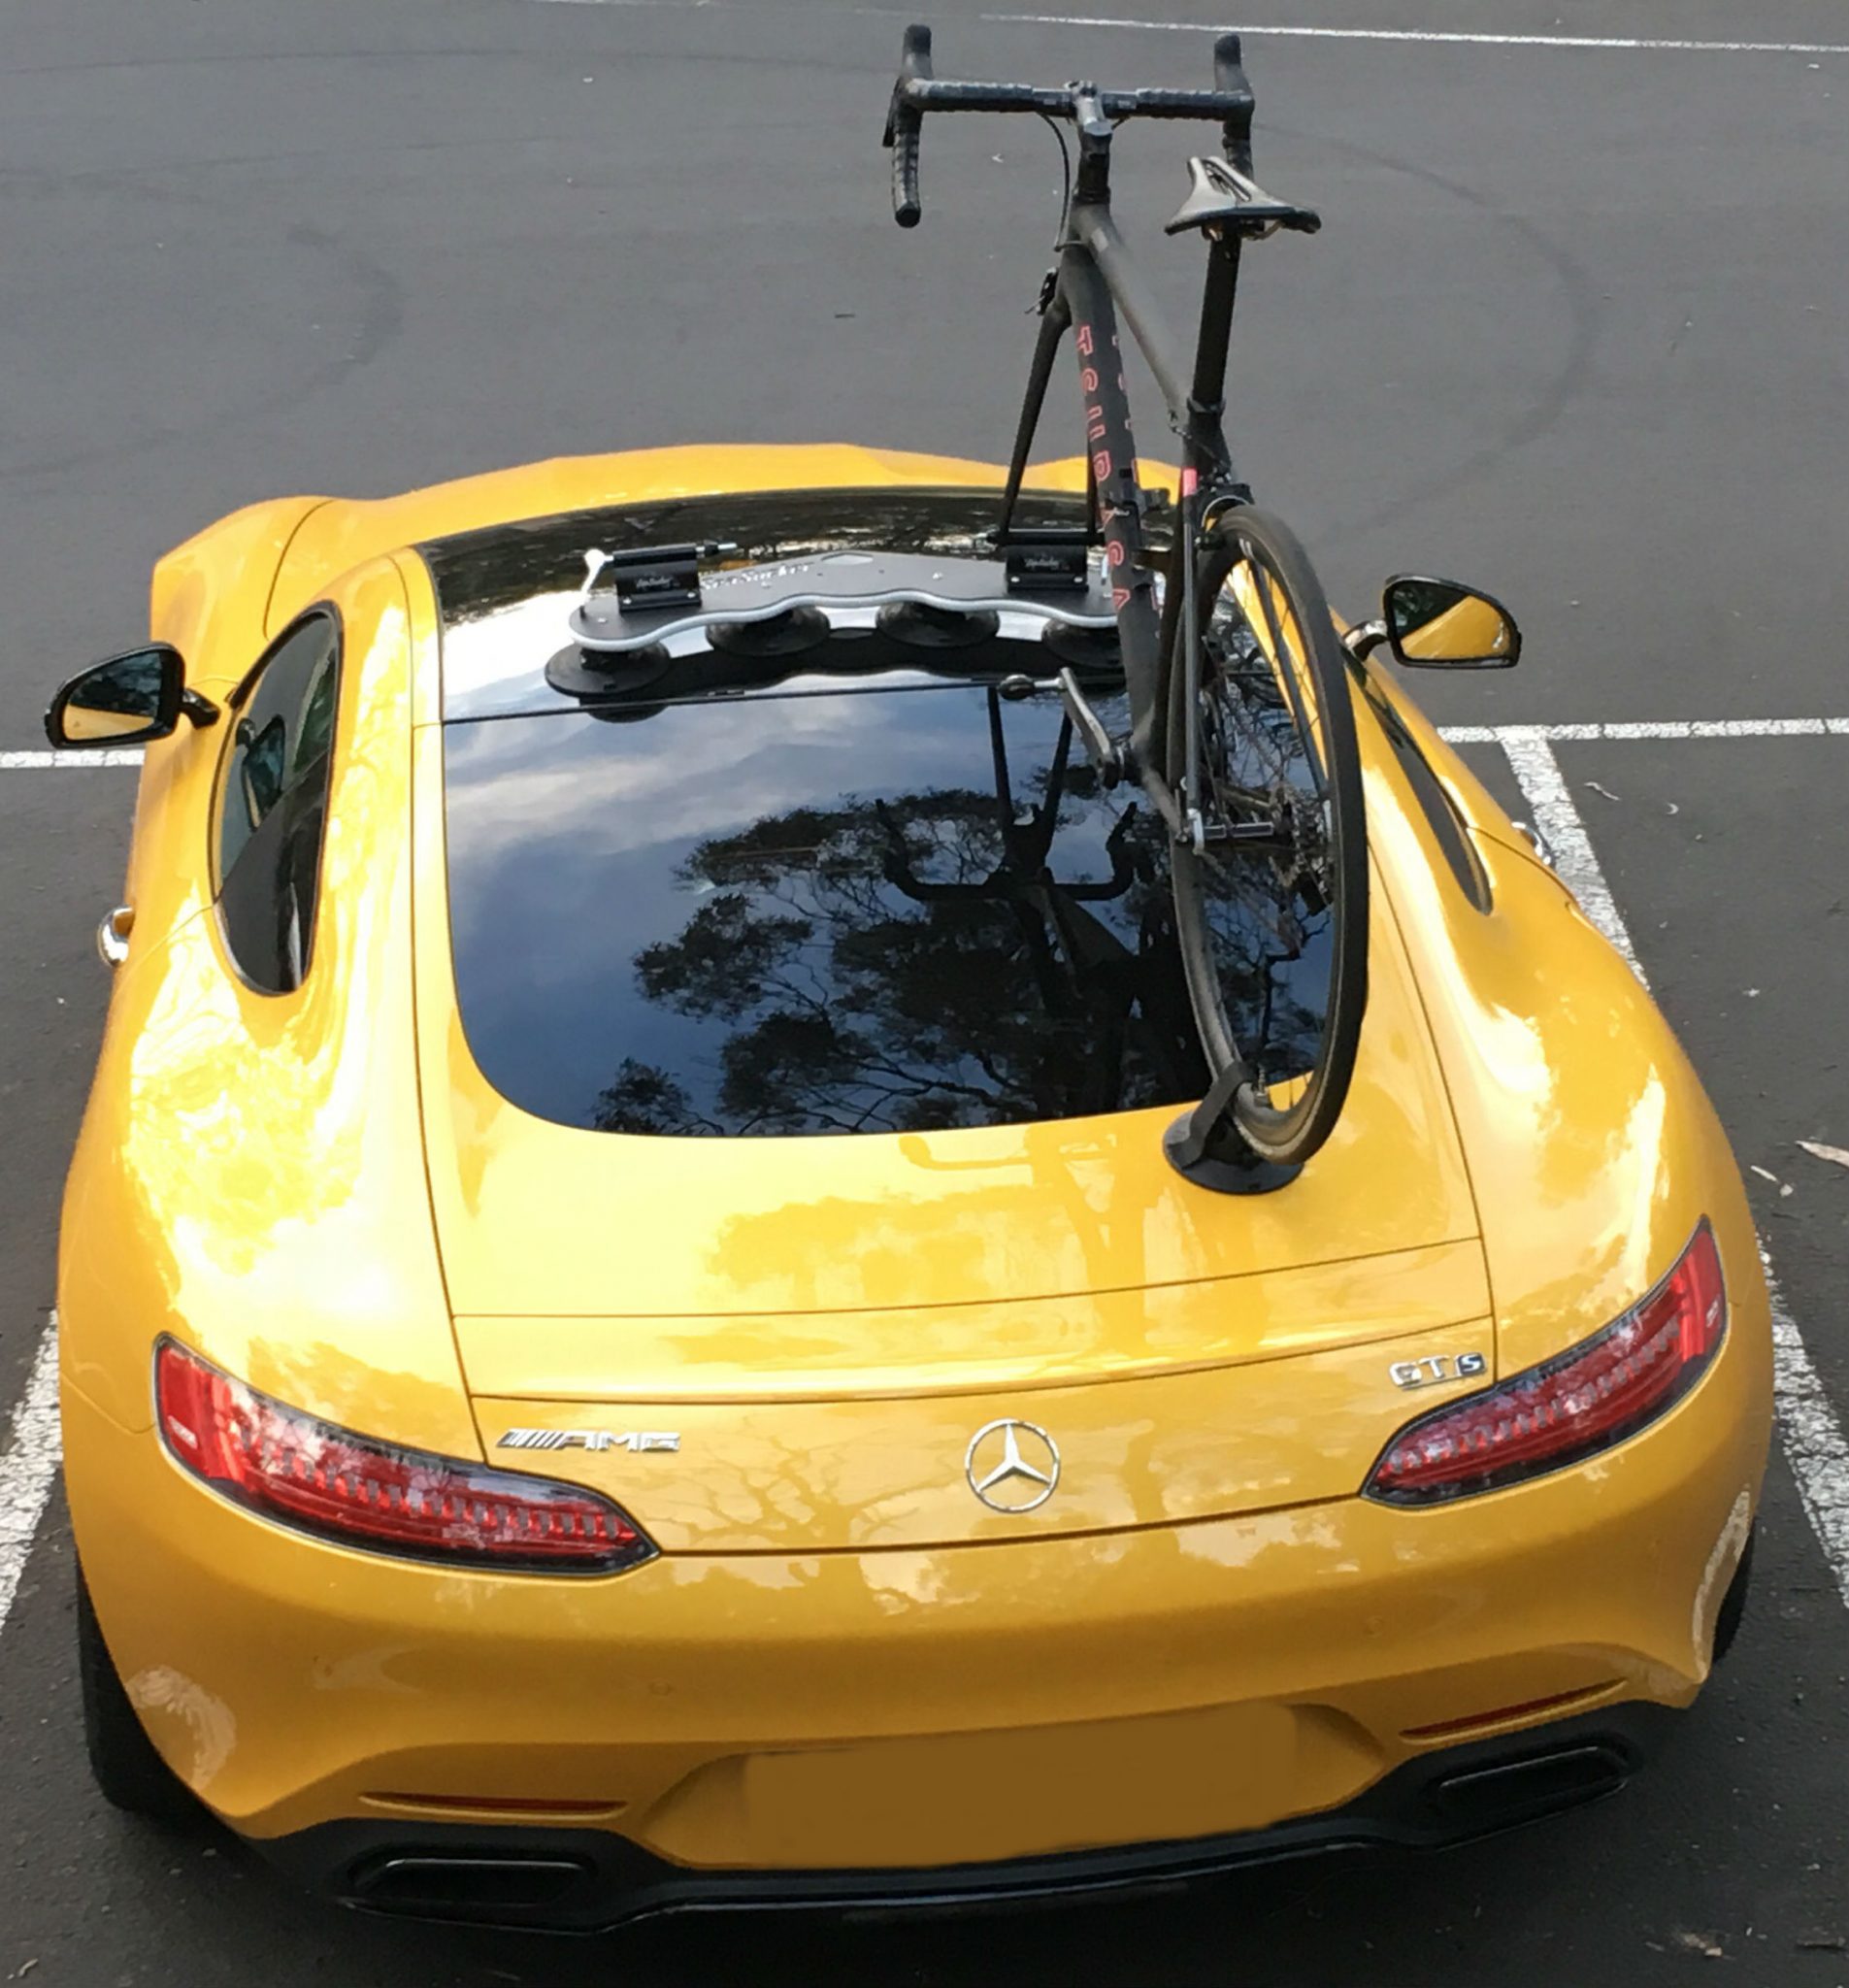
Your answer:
[1366,1220,1728,1506]
[154,1339,655,1575]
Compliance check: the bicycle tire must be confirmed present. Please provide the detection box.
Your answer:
[1166,506,1368,1168]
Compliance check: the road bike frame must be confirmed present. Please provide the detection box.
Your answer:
[885,26,1316,850]
[996,98,1251,816]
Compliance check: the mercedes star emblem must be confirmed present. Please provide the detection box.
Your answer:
[964,1418,1061,1513]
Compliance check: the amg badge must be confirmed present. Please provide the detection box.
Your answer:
[498,1429,681,1453]
[1389,1352,1488,1391]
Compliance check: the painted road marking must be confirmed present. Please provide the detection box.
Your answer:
[1497,726,1643,977]
[1441,718,1849,745]
[1762,1253,1849,1609]
[9,719,1849,769]
[532,0,1849,51]
[0,749,147,770]
[1498,734,1849,1613]
[978,16,1849,56]
[0,1319,60,1639]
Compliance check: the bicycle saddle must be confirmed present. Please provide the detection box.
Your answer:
[1164,154,1321,238]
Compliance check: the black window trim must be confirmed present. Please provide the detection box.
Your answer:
[1359,671,1493,913]
[210,603,346,998]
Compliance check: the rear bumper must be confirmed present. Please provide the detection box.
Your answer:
[63,1306,1767,1872]
[266,1701,1680,1931]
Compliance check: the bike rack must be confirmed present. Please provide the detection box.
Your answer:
[570,547,1117,655]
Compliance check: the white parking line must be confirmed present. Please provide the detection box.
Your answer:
[0,1319,60,1638]
[979,15,1849,56]
[4,718,1849,770]
[532,0,1849,50]
[1441,717,1849,745]
[1496,726,1644,978]
[1763,1253,1849,1610]
[0,749,147,771]
[1498,734,1849,1613]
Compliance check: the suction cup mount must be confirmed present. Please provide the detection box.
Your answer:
[876,599,1002,648]
[707,606,831,658]
[1162,1063,1302,1195]
[544,643,673,703]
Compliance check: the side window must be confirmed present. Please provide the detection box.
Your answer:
[215,611,343,993]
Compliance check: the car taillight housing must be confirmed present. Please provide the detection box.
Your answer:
[153,1339,655,1575]
[1366,1220,1728,1506]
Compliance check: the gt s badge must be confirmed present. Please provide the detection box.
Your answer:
[498,1429,681,1453]
[1389,1352,1487,1391]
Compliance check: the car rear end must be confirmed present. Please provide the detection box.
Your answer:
[63,461,1770,1929]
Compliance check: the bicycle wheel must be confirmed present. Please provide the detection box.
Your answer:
[1166,507,1369,1168]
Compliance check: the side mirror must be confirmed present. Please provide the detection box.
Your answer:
[1382,576,1521,669]
[44,645,216,747]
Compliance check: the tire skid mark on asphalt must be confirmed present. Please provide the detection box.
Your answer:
[1499,731,1849,1613]
[0,1317,60,1639]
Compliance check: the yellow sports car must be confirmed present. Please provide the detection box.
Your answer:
[48,444,1769,1930]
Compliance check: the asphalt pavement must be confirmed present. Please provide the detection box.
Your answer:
[3,0,1847,1980]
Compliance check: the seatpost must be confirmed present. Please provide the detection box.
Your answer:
[1184,34,1257,493]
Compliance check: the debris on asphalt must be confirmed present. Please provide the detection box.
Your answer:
[1584,779,1622,801]
[1750,1165,1781,1184]
[1672,1931,1726,1958]
[1796,1931,1847,1951]
[1797,1140,1849,1170]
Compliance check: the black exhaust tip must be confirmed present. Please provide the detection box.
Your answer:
[349,1852,595,1917]
[1430,1742,1632,1833]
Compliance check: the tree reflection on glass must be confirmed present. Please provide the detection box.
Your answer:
[595,709,1202,1136]
[591,683,1326,1139]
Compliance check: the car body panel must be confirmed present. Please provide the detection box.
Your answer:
[453,1238,1489,1401]
[53,443,1773,1891]
[1365,738,1764,1379]
[56,555,475,1455]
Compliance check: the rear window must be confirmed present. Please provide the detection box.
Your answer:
[445,681,1221,1137]
[431,498,1333,1141]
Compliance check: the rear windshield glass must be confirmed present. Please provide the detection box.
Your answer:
[433,496,1331,1142]
[442,674,1299,1138]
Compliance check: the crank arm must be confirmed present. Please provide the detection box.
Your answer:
[1057,668,1128,788]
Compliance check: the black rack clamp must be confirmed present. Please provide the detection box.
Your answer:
[589,542,738,614]
[991,525,1094,595]
[1163,1067,1303,1195]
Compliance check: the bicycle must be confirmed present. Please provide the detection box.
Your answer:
[883,24,1369,1181]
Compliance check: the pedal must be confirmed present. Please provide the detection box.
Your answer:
[1057,668,1126,788]
[1164,155,1320,240]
